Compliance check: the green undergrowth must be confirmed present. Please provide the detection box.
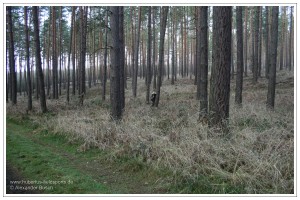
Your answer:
[6,118,108,194]
[6,117,247,194]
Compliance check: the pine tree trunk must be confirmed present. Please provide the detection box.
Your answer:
[146,6,152,104]
[253,6,259,83]
[289,6,293,71]
[171,7,175,85]
[24,6,32,110]
[235,6,244,106]
[132,7,142,97]
[102,7,108,101]
[79,6,87,105]
[267,7,279,110]
[167,17,170,80]
[279,6,286,70]
[154,7,169,107]
[59,7,62,96]
[72,7,76,95]
[7,6,17,104]
[52,6,58,99]
[199,7,209,121]
[265,6,270,78]
[209,6,232,133]
[196,7,201,100]
[110,6,122,120]
[152,7,157,90]
[180,14,184,78]
[258,7,262,77]
[33,6,47,113]
[46,9,51,97]
[119,7,125,111]
[67,6,74,103]
[244,6,248,77]
[130,7,135,86]
[194,7,198,85]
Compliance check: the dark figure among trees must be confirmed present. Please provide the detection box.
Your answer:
[151,91,156,106]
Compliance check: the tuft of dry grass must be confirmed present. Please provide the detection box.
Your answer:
[6,72,294,194]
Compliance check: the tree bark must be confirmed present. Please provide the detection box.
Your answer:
[59,7,62,96]
[133,7,142,97]
[146,6,152,104]
[67,7,75,103]
[244,6,248,77]
[279,6,286,71]
[265,6,270,78]
[33,6,47,113]
[102,7,108,101]
[79,6,88,106]
[171,7,175,85]
[289,6,293,71]
[72,7,76,96]
[52,6,58,99]
[24,6,32,110]
[266,7,279,110]
[199,7,208,121]
[7,6,17,104]
[253,7,259,84]
[235,6,244,106]
[152,7,157,90]
[154,7,169,107]
[209,6,232,133]
[196,7,201,100]
[110,6,122,120]
[119,7,125,111]
[258,7,262,77]
[194,7,198,85]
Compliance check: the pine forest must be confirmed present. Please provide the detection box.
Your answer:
[5,5,294,194]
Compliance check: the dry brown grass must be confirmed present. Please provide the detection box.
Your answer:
[6,71,294,194]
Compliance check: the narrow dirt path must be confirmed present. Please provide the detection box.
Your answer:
[6,120,171,194]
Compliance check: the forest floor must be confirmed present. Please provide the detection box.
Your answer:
[6,70,294,194]
[6,117,173,194]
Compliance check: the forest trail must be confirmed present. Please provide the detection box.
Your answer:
[6,119,170,194]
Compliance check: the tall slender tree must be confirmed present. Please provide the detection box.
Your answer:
[154,6,169,107]
[265,6,270,78]
[52,6,58,99]
[209,6,232,132]
[119,7,125,111]
[132,7,142,97]
[102,7,108,101]
[130,7,135,88]
[289,6,294,71]
[253,6,259,83]
[72,7,76,96]
[152,7,157,90]
[244,6,248,77]
[110,6,122,120]
[67,6,74,103]
[59,7,62,96]
[46,8,51,97]
[7,6,17,104]
[146,6,152,104]
[79,6,88,106]
[171,8,176,85]
[258,7,262,77]
[196,7,201,100]
[235,6,244,106]
[33,6,47,113]
[266,7,279,110]
[199,7,208,122]
[24,6,32,111]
